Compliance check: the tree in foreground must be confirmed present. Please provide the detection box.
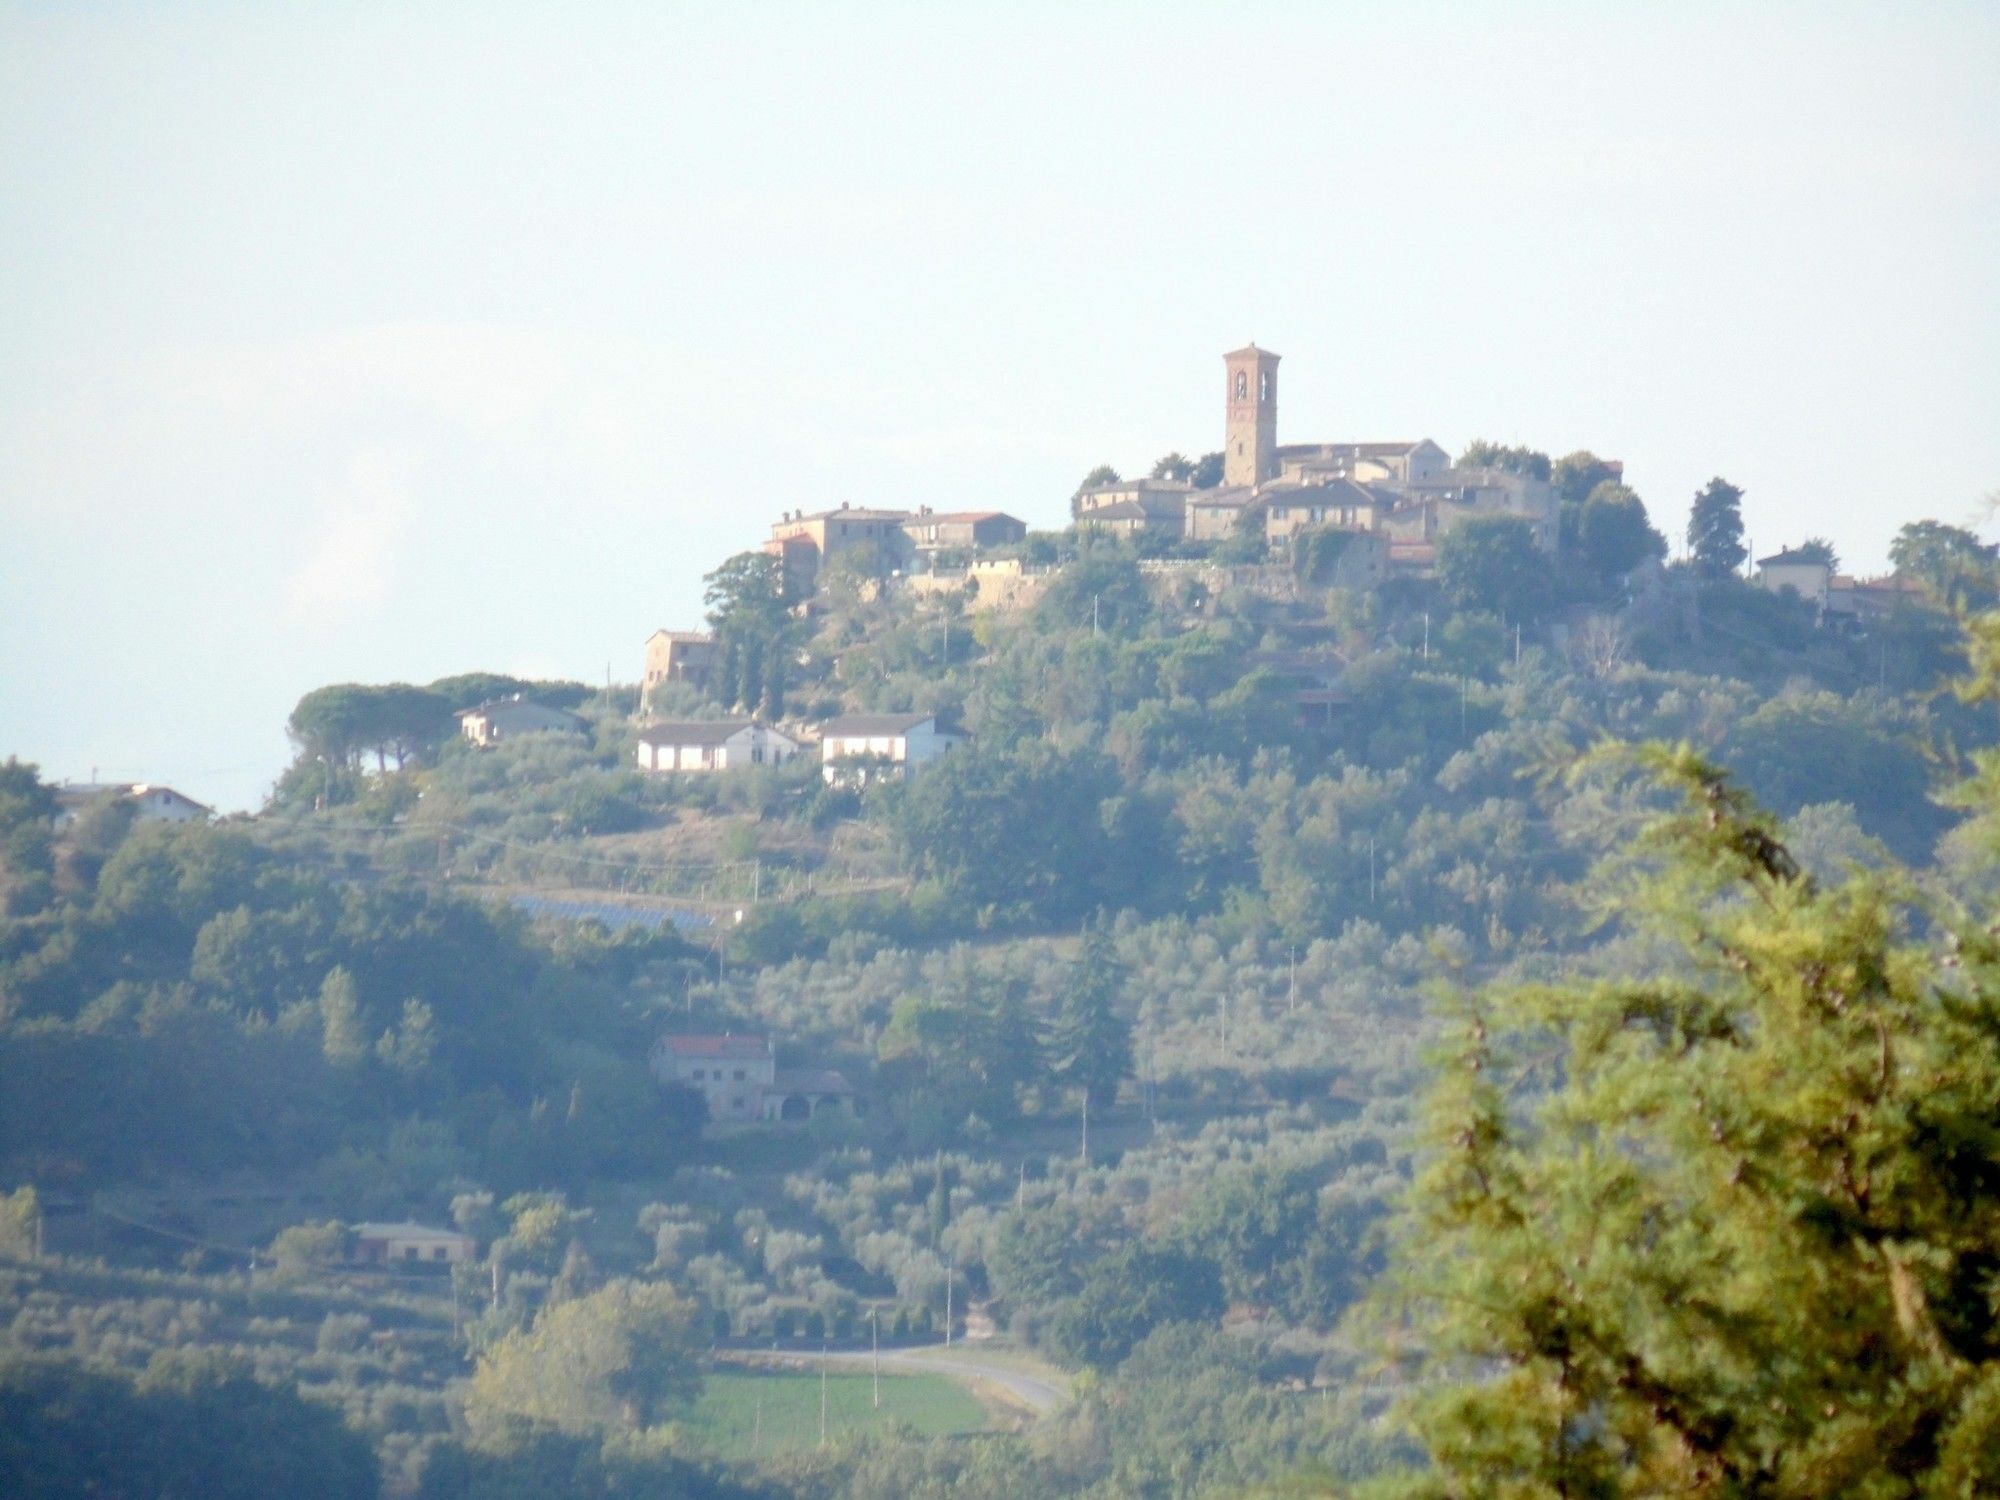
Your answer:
[1364,714,2000,1494]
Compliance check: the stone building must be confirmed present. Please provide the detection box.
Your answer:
[642,630,717,704]
[902,509,1028,555]
[766,505,916,592]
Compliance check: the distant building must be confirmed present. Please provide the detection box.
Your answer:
[650,1034,858,1125]
[1274,439,1450,488]
[1185,487,1254,543]
[53,782,210,828]
[1261,478,1395,547]
[351,1222,476,1266]
[635,720,804,773]
[902,509,1028,555]
[766,505,916,592]
[1247,650,1354,725]
[1223,344,1282,487]
[457,695,588,748]
[819,712,963,785]
[652,1034,776,1123]
[1754,549,1834,607]
[1074,477,1191,537]
[763,1067,857,1123]
[1826,572,1925,622]
[1394,466,1560,553]
[643,630,718,704]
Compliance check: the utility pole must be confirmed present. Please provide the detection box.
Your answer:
[1515,622,1522,665]
[871,1309,881,1409]
[1092,594,1100,636]
[945,1262,954,1348]
[1079,1092,1089,1165]
[1422,612,1429,661]
[1016,1160,1026,1211]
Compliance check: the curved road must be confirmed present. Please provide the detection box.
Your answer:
[735,1346,1068,1416]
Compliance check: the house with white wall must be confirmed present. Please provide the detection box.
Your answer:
[635,720,803,773]
[819,712,962,785]
[54,783,210,829]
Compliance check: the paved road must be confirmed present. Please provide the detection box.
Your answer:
[736,1346,1068,1416]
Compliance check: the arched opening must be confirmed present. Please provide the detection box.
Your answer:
[779,1095,811,1122]
[1233,370,1247,400]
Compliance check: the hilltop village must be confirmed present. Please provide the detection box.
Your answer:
[600,343,1913,784]
[8,342,1995,1498]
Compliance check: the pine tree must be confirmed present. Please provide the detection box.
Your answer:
[1367,733,2000,1495]
[1047,922,1133,1110]
[1687,476,1747,578]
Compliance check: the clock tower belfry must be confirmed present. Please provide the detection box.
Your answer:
[1223,343,1280,488]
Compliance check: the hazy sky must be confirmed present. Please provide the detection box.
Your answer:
[3,2,1996,810]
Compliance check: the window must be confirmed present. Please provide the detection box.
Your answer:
[1260,370,1271,403]
[734,1069,746,1081]
[691,1068,704,1080]
[1233,370,1247,400]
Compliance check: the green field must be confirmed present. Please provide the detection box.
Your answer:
[689,1369,987,1457]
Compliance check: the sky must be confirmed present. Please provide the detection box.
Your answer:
[2,2,1996,811]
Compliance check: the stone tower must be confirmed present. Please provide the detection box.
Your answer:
[1223,343,1280,488]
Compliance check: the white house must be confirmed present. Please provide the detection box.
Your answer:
[635,720,804,773]
[649,1034,858,1125]
[351,1221,476,1266]
[1755,549,1833,607]
[650,1034,778,1123]
[819,712,962,785]
[457,695,588,748]
[54,783,210,829]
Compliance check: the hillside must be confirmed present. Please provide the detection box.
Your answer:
[3,499,1997,1498]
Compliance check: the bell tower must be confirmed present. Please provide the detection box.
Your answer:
[1223,343,1280,488]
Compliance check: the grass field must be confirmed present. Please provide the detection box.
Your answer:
[689,1369,987,1457]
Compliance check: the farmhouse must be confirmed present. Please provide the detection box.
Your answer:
[456,695,588,748]
[635,720,804,773]
[650,1034,858,1125]
[53,783,210,828]
[819,712,962,785]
